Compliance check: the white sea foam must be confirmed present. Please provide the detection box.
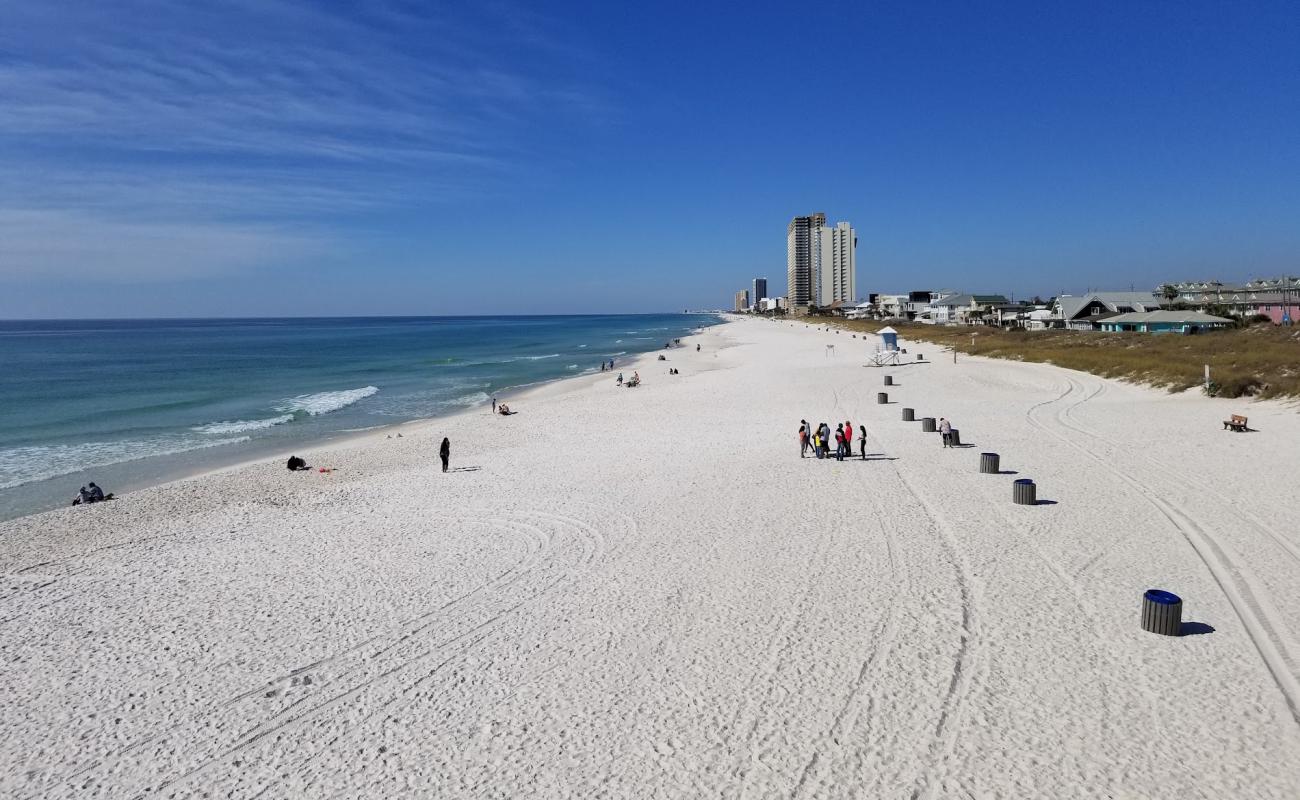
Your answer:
[566,364,578,369]
[0,436,251,490]
[577,344,588,348]
[276,386,379,416]
[193,414,295,435]
[444,391,490,408]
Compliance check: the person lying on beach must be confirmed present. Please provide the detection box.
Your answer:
[498,404,512,415]
[287,455,309,471]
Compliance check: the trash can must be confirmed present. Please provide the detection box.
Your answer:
[877,392,888,404]
[1141,589,1182,636]
[1013,478,1036,505]
[979,452,1000,474]
[917,353,924,361]
[884,375,893,386]
[949,428,961,446]
[902,408,915,422]
[921,417,936,432]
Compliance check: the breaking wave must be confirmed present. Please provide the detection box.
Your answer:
[0,436,251,491]
[276,386,379,416]
[193,414,295,435]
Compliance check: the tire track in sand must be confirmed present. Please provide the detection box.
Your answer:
[1026,377,1300,728]
[851,403,986,800]
[49,505,624,800]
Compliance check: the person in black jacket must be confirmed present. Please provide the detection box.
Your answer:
[439,437,450,472]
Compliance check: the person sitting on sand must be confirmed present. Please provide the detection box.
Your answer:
[72,483,114,505]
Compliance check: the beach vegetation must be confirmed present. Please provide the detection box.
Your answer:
[831,319,1300,401]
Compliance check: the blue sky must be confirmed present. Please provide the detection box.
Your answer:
[1,0,1297,317]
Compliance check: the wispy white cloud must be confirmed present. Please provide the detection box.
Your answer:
[0,0,603,283]
[0,210,328,281]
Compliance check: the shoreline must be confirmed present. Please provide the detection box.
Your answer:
[1,318,723,523]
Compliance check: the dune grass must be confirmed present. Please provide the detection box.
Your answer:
[819,318,1300,400]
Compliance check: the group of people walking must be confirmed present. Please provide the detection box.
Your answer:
[799,419,867,461]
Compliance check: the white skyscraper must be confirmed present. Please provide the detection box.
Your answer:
[816,221,857,307]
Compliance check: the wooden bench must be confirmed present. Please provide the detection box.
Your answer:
[1223,414,1248,432]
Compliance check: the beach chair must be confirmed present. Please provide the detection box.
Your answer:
[1223,414,1249,432]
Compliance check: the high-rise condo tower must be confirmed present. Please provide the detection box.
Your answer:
[787,213,826,309]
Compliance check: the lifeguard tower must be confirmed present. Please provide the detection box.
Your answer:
[865,326,902,367]
[879,326,899,351]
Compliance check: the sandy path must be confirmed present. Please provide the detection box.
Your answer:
[3,317,1299,798]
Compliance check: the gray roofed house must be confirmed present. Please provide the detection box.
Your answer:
[1053,292,1168,330]
[1098,310,1233,333]
[927,294,1011,324]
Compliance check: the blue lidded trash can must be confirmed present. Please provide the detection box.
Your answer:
[1141,589,1182,636]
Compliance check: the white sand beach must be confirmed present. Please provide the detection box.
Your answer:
[4,317,1300,798]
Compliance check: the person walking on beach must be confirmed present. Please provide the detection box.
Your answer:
[844,420,854,457]
[859,424,868,460]
[939,418,952,448]
[819,422,831,458]
[439,437,450,472]
[491,397,497,414]
[799,424,809,458]
[834,424,846,461]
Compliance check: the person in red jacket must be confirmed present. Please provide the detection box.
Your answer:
[844,421,854,457]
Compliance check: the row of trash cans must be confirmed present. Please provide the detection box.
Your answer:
[881,343,1190,641]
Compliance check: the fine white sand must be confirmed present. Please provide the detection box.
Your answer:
[4,317,1300,798]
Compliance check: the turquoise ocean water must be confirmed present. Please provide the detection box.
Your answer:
[0,315,720,520]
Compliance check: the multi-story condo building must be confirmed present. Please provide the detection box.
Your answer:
[786,213,825,309]
[817,221,856,307]
[753,277,768,307]
[734,289,750,312]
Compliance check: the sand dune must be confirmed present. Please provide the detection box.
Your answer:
[3,317,1299,798]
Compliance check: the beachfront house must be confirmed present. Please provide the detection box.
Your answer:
[1098,310,1233,333]
[1052,292,1167,331]
[927,294,1010,325]
[906,290,945,321]
[1160,277,1300,324]
[845,301,875,320]
[874,294,909,319]
[1022,308,1057,330]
